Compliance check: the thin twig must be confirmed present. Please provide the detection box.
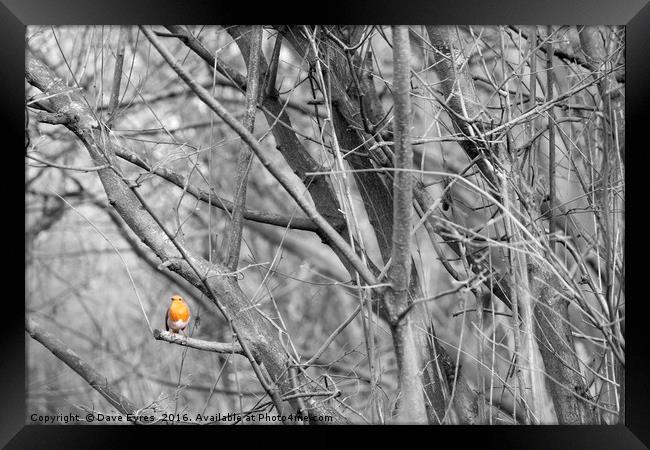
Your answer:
[106,26,126,128]
[27,154,110,173]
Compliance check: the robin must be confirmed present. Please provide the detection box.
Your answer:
[165,295,191,335]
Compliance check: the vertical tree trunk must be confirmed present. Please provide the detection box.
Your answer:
[383,25,427,424]
[530,261,597,424]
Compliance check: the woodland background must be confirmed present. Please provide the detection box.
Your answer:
[25,25,624,425]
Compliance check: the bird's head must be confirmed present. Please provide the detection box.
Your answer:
[171,295,184,304]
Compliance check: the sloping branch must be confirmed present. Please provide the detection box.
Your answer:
[26,318,140,419]
[113,145,319,232]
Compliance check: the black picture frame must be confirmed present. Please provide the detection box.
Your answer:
[3,1,647,447]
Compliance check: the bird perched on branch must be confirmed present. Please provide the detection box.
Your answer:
[165,295,191,335]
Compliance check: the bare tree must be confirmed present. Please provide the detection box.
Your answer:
[26,25,624,425]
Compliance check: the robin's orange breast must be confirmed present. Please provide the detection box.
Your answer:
[169,301,190,322]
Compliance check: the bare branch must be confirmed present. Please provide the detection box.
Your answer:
[26,318,140,419]
[153,329,243,354]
